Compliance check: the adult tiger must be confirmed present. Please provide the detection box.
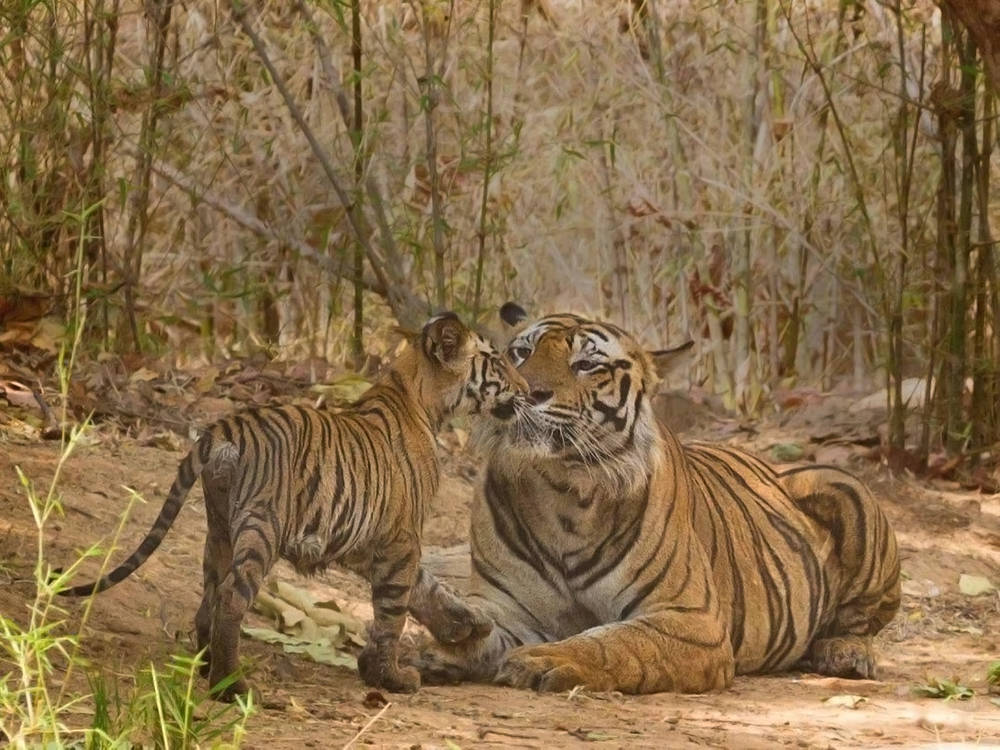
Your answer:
[61,313,525,700]
[413,303,900,693]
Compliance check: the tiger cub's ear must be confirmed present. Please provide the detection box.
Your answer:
[391,325,421,345]
[422,312,469,365]
[648,339,695,382]
[499,301,529,328]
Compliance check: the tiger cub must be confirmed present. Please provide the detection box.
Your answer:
[61,313,525,700]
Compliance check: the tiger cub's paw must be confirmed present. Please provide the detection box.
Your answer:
[358,642,421,693]
[209,675,251,703]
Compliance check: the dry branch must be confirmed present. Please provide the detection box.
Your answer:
[229,0,425,328]
[294,0,411,297]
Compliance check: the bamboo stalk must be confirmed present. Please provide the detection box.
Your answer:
[472,0,497,320]
[230,0,424,327]
[351,0,365,366]
[121,0,174,352]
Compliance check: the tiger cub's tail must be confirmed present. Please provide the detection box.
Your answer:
[59,434,215,597]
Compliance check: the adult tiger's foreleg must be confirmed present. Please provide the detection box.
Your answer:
[496,609,734,694]
[406,596,535,685]
[408,567,493,644]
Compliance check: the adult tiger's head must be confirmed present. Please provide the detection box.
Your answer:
[494,302,692,489]
[405,312,527,425]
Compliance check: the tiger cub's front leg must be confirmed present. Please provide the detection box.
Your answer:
[498,608,735,694]
[357,531,422,693]
[408,567,492,644]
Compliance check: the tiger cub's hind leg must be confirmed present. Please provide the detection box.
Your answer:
[194,517,232,677]
[194,444,237,678]
[358,531,422,693]
[209,507,279,701]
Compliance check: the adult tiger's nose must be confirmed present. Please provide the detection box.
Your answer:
[527,389,553,405]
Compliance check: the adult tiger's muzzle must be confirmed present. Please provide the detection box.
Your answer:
[488,359,529,421]
[490,399,517,420]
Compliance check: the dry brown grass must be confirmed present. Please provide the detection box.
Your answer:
[2,1,998,403]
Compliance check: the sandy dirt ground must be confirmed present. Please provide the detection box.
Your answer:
[2,413,1000,749]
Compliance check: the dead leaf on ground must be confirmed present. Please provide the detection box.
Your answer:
[562,727,613,742]
[129,367,159,384]
[241,626,356,669]
[770,442,804,463]
[0,291,52,324]
[0,318,64,353]
[794,676,886,694]
[0,380,40,410]
[247,579,366,671]
[824,694,867,709]
[194,365,220,393]
[311,373,371,405]
[958,573,995,596]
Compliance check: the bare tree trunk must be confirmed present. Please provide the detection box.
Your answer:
[418,1,452,309]
[598,134,629,327]
[936,0,1000,90]
[234,1,425,328]
[733,0,766,409]
[472,0,497,320]
[932,15,965,453]
[350,0,365,366]
[784,1,848,380]
[887,8,927,460]
[970,87,995,452]
[82,0,120,349]
[122,0,173,352]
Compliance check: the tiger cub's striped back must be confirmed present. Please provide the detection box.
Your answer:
[61,313,525,700]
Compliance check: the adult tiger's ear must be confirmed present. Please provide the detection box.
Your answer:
[499,301,529,328]
[648,340,695,382]
[422,312,468,365]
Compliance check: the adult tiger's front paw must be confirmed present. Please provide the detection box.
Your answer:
[427,598,493,644]
[497,644,608,693]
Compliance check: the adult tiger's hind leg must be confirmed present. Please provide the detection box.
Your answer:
[780,466,901,679]
[806,635,876,678]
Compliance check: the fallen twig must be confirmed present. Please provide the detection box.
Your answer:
[342,701,392,749]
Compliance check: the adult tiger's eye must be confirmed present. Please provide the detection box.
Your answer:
[572,360,598,373]
[509,346,531,362]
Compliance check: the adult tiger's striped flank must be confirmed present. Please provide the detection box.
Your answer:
[413,303,900,694]
[60,313,526,700]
